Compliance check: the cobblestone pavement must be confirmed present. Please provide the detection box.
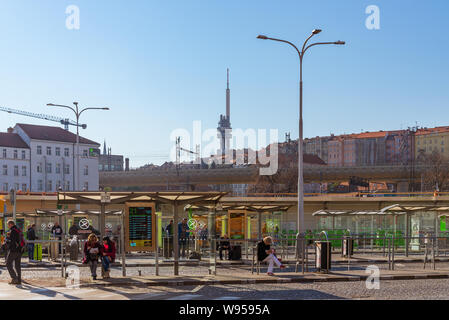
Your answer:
[1,278,449,300]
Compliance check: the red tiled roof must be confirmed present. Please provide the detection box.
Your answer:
[15,123,100,146]
[0,133,29,148]
[415,126,449,136]
[303,154,326,165]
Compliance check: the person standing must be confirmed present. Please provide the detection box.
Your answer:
[101,236,116,279]
[178,218,190,258]
[164,220,174,258]
[51,221,63,258]
[83,233,103,280]
[218,234,231,260]
[4,220,24,285]
[26,224,38,262]
[257,236,285,276]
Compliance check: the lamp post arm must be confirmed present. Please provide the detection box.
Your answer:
[303,42,338,55]
[48,104,77,116]
[301,33,316,58]
[79,107,108,117]
[265,37,302,59]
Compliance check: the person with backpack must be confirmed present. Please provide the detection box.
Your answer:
[4,220,24,285]
[26,224,38,262]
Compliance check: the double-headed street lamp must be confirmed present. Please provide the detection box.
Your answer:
[47,102,109,191]
[257,29,345,236]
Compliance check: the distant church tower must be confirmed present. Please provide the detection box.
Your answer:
[217,68,232,158]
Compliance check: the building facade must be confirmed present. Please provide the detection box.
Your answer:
[8,123,101,192]
[99,141,124,172]
[415,126,449,160]
[0,131,31,192]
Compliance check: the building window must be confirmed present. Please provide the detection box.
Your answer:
[56,164,61,174]
[3,183,8,192]
[64,148,69,157]
[83,182,89,191]
[22,184,27,192]
[37,180,43,191]
[64,164,70,174]
[14,166,18,176]
[13,150,18,159]
[21,150,26,159]
[46,146,52,156]
[56,181,61,190]
[14,183,19,191]
[46,163,52,173]
[22,166,27,176]
[84,165,88,176]
[37,146,42,155]
[56,147,61,156]
[64,181,70,191]
[37,163,42,173]
[47,180,52,191]
[2,165,7,175]
[2,149,6,158]
[83,149,88,157]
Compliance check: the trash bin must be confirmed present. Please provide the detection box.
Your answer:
[342,236,354,257]
[230,245,241,260]
[315,241,331,273]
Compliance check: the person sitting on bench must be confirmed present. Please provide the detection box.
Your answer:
[218,235,231,260]
[257,236,285,276]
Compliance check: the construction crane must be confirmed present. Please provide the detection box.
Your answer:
[0,106,87,130]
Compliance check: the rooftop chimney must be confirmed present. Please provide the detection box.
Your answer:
[7,127,13,133]
[125,158,130,171]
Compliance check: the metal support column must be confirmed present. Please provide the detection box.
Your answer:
[100,204,106,240]
[405,213,410,257]
[257,211,262,240]
[173,203,179,276]
[121,212,126,276]
[208,208,217,275]
[155,213,159,276]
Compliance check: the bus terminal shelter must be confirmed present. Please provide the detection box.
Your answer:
[313,204,449,255]
[185,197,296,241]
[56,191,227,275]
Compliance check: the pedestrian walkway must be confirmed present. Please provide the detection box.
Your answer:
[5,268,449,289]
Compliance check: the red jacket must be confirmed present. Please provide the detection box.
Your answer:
[103,241,116,262]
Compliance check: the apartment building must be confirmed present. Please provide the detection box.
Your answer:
[0,123,101,192]
[0,131,31,192]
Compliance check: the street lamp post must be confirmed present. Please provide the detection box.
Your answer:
[47,102,109,191]
[257,30,345,236]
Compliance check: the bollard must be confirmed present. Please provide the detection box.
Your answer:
[424,241,428,269]
[432,237,436,270]
[251,246,255,274]
[392,235,395,270]
[388,238,391,270]
[305,242,309,272]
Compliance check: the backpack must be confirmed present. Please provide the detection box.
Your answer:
[14,227,26,253]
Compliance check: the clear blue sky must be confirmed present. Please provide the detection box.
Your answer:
[0,0,448,167]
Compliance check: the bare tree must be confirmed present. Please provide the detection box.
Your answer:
[419,151,449,192]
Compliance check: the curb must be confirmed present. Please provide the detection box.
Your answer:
[72,273,449,288]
